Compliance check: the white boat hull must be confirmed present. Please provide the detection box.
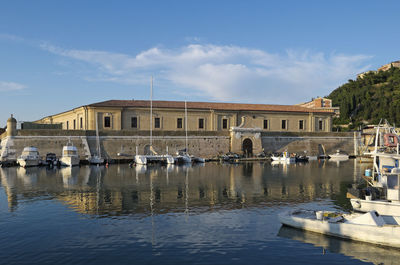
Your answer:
[279,210,400,248]
[17,158,39,167]
[88,156,104,165]
[271,156,295,163]
[60,156,80,167]
[329,154,349,160]
[351,198,400,216]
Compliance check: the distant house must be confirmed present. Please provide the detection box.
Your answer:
[296,97,340,118]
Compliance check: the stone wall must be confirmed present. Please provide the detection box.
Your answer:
[261,131,359,156]
[1,130,231,161]
[0,129,360,161]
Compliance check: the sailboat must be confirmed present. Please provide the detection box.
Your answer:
[89,112,105,165]
[175,101,205,164]
[134,77,174,165]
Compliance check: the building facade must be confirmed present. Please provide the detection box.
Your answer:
[34,100,334,133]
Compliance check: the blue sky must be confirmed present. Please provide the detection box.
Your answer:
[1,0,399,127]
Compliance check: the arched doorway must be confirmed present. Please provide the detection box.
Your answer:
[242,138,253,157]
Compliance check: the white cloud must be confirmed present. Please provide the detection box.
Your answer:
[39,43,372,104]
[0,81,26,91]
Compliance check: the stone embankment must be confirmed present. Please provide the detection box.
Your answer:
[0,128,360,162]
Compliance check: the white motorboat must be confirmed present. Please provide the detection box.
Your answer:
[60,143,80,167]
[17,146,40,167]
[271,152,296,163]
[279,209,400,248]
[328,150,349,160]
[278,225,400,265]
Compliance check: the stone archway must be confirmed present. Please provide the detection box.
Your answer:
[242,138,253,157]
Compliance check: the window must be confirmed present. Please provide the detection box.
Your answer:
[222,119,228,129]
[263,119,268,129]
[199,118,204,129]
[104,116,111,128]
[155,117,160,128]
[73,119,76,130]
[281,120,287,130]
[177,118,183,129]
[131,117,138,128]
[80,117,83,129]
[318,120,323,130]
[299,120,304,130]
[66,121,69,130]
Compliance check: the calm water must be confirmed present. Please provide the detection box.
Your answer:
[0,160,397,265]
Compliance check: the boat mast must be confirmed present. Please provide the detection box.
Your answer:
[185,100,188,153]
[150,76,153,147]
[96,112,100,157]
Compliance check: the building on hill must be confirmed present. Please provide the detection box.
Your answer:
[357,60,400,79]
[357,70,377,79]
[34,99,334,133]
[378,60,400,72]
[296,97,340,118]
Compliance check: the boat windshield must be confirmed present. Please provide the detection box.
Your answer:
[63,150,77,156]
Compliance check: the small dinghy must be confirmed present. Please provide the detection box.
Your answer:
[279,209,400,248]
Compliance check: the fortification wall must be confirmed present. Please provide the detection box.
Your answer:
[0,129,360,161]
[261,132,358,156]
[1,130,231,160]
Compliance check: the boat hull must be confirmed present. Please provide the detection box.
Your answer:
[17,158,39,167]
[279,210,400,248]
[351,198,400,216]
[88,156,105,165]
[60,156,80,167]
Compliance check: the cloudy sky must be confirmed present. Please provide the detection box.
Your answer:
[0,1,399,126]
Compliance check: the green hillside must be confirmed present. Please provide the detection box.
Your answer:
[328,66,400,130]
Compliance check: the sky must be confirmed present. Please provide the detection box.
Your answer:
[1,0,399,127]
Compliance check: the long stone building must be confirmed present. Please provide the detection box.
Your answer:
[0,100,345,160]
[35,99,334,133]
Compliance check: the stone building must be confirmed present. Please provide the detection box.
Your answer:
[35,99,334,133]
[32,100,334,156]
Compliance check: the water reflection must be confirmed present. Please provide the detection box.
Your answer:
[0,161,369,216]
[278,225,400,265]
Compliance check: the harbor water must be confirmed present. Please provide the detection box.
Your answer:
[0,160,396,265]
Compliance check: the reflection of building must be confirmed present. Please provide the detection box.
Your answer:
[0,163,358,215]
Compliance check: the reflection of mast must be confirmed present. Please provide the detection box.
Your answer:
[185,168,189,219]
[150,172,155,246]
[96,169,102,215]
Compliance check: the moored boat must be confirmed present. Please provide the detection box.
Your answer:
[17,146,40,167]
[271,152,296,163]
[60,143,80,167]
[328,150,349,160]
[279,209,400,248]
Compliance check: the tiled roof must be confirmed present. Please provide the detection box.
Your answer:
[88,100,334,114]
